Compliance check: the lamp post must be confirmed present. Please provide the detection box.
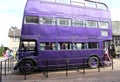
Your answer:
[11,26,17,42]
[11,26,17,52]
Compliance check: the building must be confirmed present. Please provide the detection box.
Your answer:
[112,21,120,36]
[8,28,21,52]
[112,21,120,55]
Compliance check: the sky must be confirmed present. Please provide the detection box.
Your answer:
[0,0,120,47]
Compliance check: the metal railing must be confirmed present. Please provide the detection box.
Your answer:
[21,57,114,80]
[0,58,14,82]
[0,57,114,81]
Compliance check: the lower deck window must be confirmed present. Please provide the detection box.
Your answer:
[40,42,56,50]
[73,42,87,50]
[58,42,72,50]
[88,42,99,49]
[40,42,99,50]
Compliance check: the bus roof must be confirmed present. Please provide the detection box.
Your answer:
[24,0,110,19]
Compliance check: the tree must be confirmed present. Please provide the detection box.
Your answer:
[0,44,5,57]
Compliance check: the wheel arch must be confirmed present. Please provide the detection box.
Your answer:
[87,54,100,68]
[88,54,100,61]
[14,57,37,70]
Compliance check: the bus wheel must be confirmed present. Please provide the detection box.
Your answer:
[88,56,99,69]
[19,60,34,74]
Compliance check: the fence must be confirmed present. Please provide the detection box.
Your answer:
[39,57,114,78]
[0,57,114,81]
[19,57,114,80]
[0,58,14,82]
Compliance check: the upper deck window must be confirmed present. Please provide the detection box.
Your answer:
[24,16,39,24]
[85,1,96,8]
[86,21,97,28]
[72,20,85,27]
[42,0,107,10]
[97,3,107,10]
[99,22,109,29]
[40,17,56,25]
[56,0,70,4]
[57,18,71,26]
[71,0,85,6]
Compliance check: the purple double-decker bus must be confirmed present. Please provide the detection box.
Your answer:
[14,0,112,74]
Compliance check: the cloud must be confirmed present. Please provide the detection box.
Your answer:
[0,0,26,13]
[0,0,26,46]
[0,13,23,46]
[110,9,120,21]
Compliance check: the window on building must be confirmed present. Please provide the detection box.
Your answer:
[57,18,71,26]
[72,20,85,27]
[40,17,56,25]
[101,30,108,36]
[86,20,97,28]
[24,16,39,24]
[115,40,120,46]
[88,42,99,49]
[13,37,20,42]
[99,22,109,29]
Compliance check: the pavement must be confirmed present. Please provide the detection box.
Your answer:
[1,58,120,82]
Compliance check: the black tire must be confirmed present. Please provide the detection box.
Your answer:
[88,56,99,69]
[19,60,34,74]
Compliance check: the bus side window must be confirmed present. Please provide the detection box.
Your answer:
[52,43,56,50]
[58,42,72,50]
[60,42,66,50]
[43,42,56,50]
[45,42,53,50]
[73,42,87,50]
[82,43,87,49]
[40,43,45,50]
[73,43,76,50]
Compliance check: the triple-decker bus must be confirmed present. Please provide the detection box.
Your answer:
[14,0,112,74]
